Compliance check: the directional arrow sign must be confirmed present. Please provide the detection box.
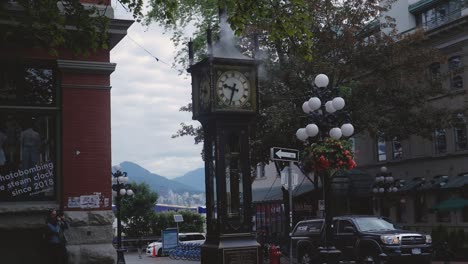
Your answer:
[270,147,299,162]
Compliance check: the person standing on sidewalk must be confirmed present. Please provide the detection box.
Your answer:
[137,237,144,259]
[46,209,69,264]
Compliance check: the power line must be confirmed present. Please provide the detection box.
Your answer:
[126,35,171,66]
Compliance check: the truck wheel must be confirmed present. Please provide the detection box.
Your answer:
[298,251,312,264]
[298,246,318,264]
[360,253,381,264]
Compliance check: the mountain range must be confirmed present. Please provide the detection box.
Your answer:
[117,161,205,196]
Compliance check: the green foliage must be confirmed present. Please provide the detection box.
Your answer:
[150,210,204,236]
[0,0,143,55]
[146,0,450,168]
[119,182,159,238]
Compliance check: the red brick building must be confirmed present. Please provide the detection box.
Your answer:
[0,1,132,263]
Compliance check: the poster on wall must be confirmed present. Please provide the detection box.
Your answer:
[0,114,56,201]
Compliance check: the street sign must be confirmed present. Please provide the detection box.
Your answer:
[174,214,183,222]
[270,147,299,162]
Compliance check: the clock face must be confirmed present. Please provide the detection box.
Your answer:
[216,70,250,106]
[199,74,210,109]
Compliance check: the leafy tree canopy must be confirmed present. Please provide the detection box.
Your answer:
[119,182,159,238]
[0,0,144,54]
[146,0,452,167]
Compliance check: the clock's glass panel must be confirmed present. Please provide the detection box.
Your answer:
[206,140,217,234]
[224,133,244,224]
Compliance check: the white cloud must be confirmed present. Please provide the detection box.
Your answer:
[110,3,203,178]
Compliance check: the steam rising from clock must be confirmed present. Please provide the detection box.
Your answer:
[212,13,251,60]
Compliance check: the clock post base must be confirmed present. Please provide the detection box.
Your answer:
[201,233,262,264]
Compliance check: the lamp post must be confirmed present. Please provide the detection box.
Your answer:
[372,166,399,217]
[296,73,355,264]
[112,165,134,264]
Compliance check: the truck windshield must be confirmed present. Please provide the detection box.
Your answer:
[354,217,396,232]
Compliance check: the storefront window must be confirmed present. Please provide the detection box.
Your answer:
[392,137,403,159]
[0,63,58,201]
[377,135,386,161]
[435,129,447,153]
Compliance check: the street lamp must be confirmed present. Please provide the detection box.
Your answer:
[372,166,399,217]
[112,165,134,264]
[296,73,354,264]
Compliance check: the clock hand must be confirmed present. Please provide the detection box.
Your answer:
[228,83,238,105]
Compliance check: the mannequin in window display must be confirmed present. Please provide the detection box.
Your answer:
[0,127,6,166]
[20,119,41,170]
[5,115,21,165]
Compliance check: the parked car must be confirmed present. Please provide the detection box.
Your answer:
[291,215,433,264]
[146,232,206,257]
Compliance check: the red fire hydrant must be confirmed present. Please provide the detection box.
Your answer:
[269,244,281,264]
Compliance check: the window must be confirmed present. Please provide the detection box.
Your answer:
[0,62,58,202]
[451,75,463,89]
[337,220,355,233]
[449,56,463,71]
[436,194,451,222]
[453,114,467,151]
[392,137,403,159]
[416,0,462,29]
[427,62,441,81]
[415,194,428,222]
[256,163,265,179]
[462,186,468,222]
[377,135,386,161]
[435,129,447,153]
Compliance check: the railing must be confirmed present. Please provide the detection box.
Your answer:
[422,9,462,30]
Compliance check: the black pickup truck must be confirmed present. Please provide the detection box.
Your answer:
[291,215,433,264]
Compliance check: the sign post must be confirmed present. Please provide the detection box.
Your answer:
[270,147,299,264]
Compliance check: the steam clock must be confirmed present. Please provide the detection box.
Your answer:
[188,41,260,263]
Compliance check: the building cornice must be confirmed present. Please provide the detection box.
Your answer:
[57,59,116,74]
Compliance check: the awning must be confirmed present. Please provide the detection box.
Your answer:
[252,181,315,203]
[398,177,426,192]
[432,198,468,211]
[441,175,468,189]
[418,175,449,191]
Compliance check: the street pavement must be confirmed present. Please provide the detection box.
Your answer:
[124,251,468,264]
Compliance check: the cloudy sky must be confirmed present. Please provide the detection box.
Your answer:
[110,3,203,178]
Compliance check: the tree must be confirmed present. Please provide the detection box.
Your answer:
[147,0,450,167]
[119,182,159,238]
[150,210,204,236]
[0,0,144,54]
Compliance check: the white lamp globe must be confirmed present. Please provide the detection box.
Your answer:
[296,128,308,141]
[325,101,336,113]
[380,166,388,173]
[119,189,126,195]
[305,124,319,137]
[112,177,117,184]
[341,124,354,137]
[118,176,124,183]
[302,101,312,114]
[373,188,378,193]
[314,74,329,87]
[112,190,117,197]
[122,177,129,183]
[332,97,345,110]
[127,189,134,196]
[392,187,398,192]
[379,188,385,193]
[387,176,394,183]
[308,97,321,111]
[113,165,121,172]
[329,127,342,139]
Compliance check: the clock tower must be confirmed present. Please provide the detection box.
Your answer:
[188,28,261,264]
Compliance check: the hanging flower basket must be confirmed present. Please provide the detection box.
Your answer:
[302,138,356,175]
